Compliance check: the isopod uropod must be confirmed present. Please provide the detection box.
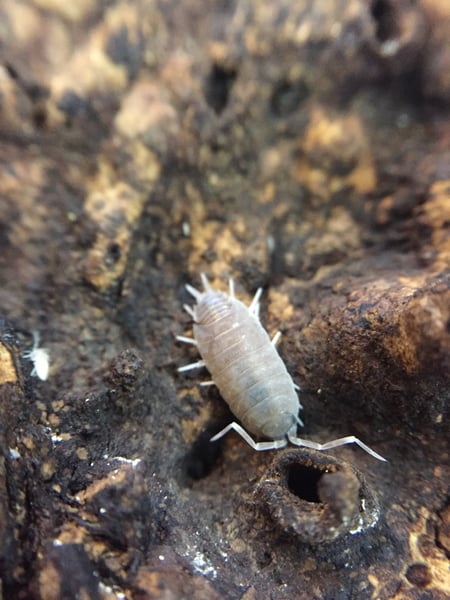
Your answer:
[177,274,386,461]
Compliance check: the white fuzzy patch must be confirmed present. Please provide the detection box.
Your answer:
[24,332,50,381]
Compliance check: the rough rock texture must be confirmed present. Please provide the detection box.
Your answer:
[0,0,449,598]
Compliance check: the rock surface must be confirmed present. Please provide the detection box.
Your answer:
[0,0,448,598]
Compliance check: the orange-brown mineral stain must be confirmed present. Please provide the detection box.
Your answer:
[0,342,17,384]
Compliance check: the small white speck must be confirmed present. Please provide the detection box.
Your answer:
[24,332,50,381]
[350,523,364,535]
[191,551,217,578]
[110,456,141,468]
[98,583,126,599]
[99,507,107,514]
[158,555,165,561]
[182,222,190,236]
[380,39,399,56]
[180,544,218,579]
[53,539,63,547]
[396,113,411,128]
[9,448,21,459]
[266,234,275,254]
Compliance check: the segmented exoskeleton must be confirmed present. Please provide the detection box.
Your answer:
[177,274,385,460]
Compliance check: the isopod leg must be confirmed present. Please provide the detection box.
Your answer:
[183,304,195,318]
[185,284,202,300]
[211,422,287,451]
[287,428,386,462]
[178,360,206,373]
[271,331,281,346]
[293,412,304,427]
[176,335,198,345]
[248,288,263,319]
[200,272,212,292]
[229,278,235,298]
[32,330,40,348]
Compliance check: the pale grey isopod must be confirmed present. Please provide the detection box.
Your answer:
[177,274,386,461]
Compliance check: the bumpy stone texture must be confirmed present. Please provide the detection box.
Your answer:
[0,0,449,598]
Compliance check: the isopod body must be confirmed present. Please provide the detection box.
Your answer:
[194,285,300,439]
[178,274,386,461]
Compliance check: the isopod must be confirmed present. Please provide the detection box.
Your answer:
[24,331,50,381]
[177,274,386,461]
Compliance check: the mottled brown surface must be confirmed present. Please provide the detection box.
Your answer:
[0,0,449,598]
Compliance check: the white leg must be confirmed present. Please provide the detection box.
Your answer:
[178,360,206,373]
[210,422,287,451]
[248,288,263,317]
[32,330,40,348]
[176,335,198,345]
[185,284,202,300]
[291,383,302,408]
[183,304,195,318]
[200,380,215,387]
[287,428,386,462]
[229,278,235,298]
[24,331,40,359]
[271,331,281,346]
[293,413,304,427]
[200,272,212,292]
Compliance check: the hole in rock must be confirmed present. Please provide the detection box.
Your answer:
[287,463,323,503]
[370,0,400,42]
[204,64,237,114]
[183,428,223,481]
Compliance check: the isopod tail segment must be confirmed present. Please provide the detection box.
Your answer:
[177,274,386,462]
[286,427,387,462]
[210,422,288,450]
[209,422,386,461]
